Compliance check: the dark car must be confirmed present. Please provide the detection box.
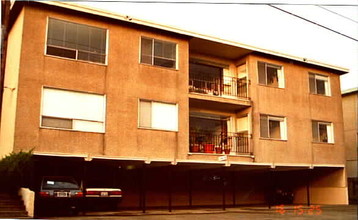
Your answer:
[272,188,294,205]
[37,176,83,215]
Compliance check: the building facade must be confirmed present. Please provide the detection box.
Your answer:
[342,88,358,204]
[0,1,349,210]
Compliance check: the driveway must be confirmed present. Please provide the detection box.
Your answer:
[44,205,357,219]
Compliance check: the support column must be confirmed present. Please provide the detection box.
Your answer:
[268,170,273,209]
[139,163,147,213]
[82,161,88,212]
[222,167,226,211]
[188,170,193,208]
[168,166,173,212]
[232,171,236,207]
[306,169,311,206]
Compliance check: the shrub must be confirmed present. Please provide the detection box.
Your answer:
[0,149,33,192]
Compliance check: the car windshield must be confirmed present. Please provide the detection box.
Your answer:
[42,177,80,190]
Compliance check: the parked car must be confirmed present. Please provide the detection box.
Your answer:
[84,187,122,210]
[37,176,83,215]
[272,188,294,205]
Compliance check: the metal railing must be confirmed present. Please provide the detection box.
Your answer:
[189,131,251,155]
[189,76,248,98]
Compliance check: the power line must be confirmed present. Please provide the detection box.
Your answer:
[317,6,358,24]
[269,4,358,42]
[49,0,358,7]
[65,0,358,41]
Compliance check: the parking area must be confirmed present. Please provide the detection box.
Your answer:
[44,205,357,219]
[31,156,355,219]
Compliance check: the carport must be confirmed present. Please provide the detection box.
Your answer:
[32,154,344,213]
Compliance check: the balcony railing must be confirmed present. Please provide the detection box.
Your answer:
[189,76,248,98]
[189,131,251,155]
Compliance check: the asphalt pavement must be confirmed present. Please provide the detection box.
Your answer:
[38,205,357,220]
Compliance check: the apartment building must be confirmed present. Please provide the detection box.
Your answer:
[342,88,358,204]
[0,1,349,210]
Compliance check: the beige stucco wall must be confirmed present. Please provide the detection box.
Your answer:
[2,2,349,206]
[7,4,346,168]
[342,92,358,178]
[248,54,345,166]
[0,9,25,158]
[294,168,348,204]
[9,5,189,162]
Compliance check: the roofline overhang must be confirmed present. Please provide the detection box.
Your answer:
[33,152,345,169]
[12,0,349,74]
[342,87,358,95]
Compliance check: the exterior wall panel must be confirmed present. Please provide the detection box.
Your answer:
[248,54,345,166]
[11,5,189,161]
[1,2,349,207]
[0,9,25,157]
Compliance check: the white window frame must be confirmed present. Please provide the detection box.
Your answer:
[258,61,285,88]
[138,99,178,132]
[40,87,106,133]
[309,73,331,96]
[312,120,334,143]
[260,114,287,140]
[45,17,108,65]
[140,37,178,69]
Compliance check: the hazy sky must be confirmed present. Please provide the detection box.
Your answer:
[77,0,358,91]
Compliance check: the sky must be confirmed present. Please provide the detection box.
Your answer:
[76,0,358,91]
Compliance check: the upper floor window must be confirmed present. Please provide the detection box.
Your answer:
[46,18,107,64]
[309,73,330,96]
[140,37,177,69]
[312,120,334,143]
[139,99,178,131]
[260,114,287,140]
[41,87,106,133]
[258,61,284,88]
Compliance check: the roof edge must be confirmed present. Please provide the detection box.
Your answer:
[342,87,358,95]
[28,1,349,74]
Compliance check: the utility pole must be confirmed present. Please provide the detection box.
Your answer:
[1,0,11,123]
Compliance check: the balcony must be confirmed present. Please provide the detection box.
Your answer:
[189,76,248,99]
[189,131,251,155]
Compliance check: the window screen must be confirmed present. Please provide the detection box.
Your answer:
[269,120,281,139]
[41,117,72,129]
[139,100,152,128]
[260,115,269,138]
[47,18,107,64]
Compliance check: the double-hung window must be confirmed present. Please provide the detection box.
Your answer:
[139,100,178,131]
[258,61,284,88]
[46,18,107,64]
[309,73,330,96]
[260,114,287,140]
[41,88,106,133]
[312,121,334,143]
[140,37,177,69]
